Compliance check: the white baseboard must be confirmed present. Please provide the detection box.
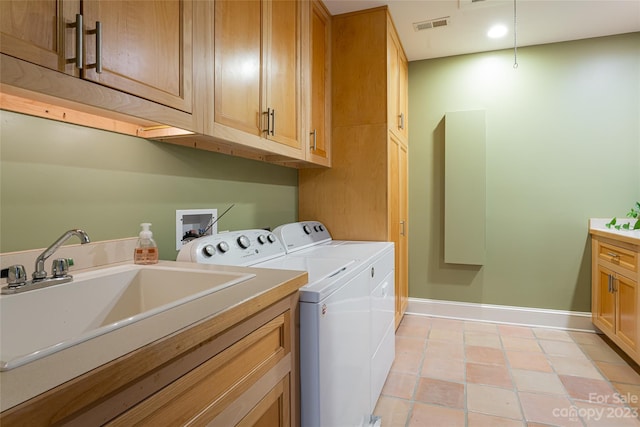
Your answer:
[406,297,596,333]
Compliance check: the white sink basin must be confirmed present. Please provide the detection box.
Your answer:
[0,264,255,370]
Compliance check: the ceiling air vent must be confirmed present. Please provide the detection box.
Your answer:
[413,17,450,32]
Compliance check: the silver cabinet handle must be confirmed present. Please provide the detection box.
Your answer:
[270,108,275,136]
[95,21,102,73]
[399,112,405,130]
[75,14,83,69]
[608,274,612,293]
[87,21,103,73]
[400,220,406,236]
[263,108,271,134]
[607,251,620,258]
[311,129,317,150]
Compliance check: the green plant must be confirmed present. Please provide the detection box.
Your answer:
[606,201,640,230]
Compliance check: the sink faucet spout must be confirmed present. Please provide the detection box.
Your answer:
[33,229,91,280]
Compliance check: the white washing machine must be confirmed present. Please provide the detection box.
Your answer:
[177,222,394,427]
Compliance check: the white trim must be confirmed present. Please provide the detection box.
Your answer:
[406,297,597,332]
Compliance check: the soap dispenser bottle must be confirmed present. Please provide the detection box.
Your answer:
[134,223,159,265]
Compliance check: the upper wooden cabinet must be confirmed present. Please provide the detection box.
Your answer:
[0,0,79,76]
[213,0,303,157]
[0,0,193,114]
[81,1,193,113]
[306,0,331,166]
[388,22,408,143]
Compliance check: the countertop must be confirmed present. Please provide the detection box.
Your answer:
[589,218,640,245]
[0,260,307,412]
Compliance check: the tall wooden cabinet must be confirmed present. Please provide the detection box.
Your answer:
[299,6,409,327]
[591,232,639,364]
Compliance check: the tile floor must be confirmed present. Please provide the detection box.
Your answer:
[373,315,640,427]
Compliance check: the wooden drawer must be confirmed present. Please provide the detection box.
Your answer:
[598,241,637,274]
[107,312,290,426]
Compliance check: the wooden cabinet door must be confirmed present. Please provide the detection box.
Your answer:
[596,266,616,333]
[616,274,637,350]
[238,376,290,427]
[397,49,408,141]
[308,0,331,164]
[81,0,193,113]
[0,0,79,75]
[214,0,262,137]
[264,0,300,149]
[387,28,400,135]
[398,141,409,323]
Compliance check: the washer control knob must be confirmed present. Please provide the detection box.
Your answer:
[303,224,312,235]
[257,235,267,244]
[203,245,216,257]
[318,224,324,231]
[217,241,230,253]
[267,234,276,243]
[237,235,250,249]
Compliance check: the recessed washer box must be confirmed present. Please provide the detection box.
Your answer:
[176,209,217,250]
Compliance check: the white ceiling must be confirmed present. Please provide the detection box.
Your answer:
[323,0,640,61]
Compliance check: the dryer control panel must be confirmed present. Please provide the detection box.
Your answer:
[272,221,332,253]
[176,230,286,266]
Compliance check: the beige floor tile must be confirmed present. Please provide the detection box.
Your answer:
[395,336,426,354]
[467,412,526,427]
[502,336,543,352]
[559,375,618,403]
[414,377,465,409]
[398,314,432,328]
[569,331,607,346]
[381,371,417,400]
[506,351,553,373]
[430,317,466,331]
[533,328,574,342]
[612,382,640,413]
[548,355,605,380]
[421,355,466,382]
[429,328,464,343]
[519,391,583,426]
[466,345,507,365]
[467,362,513,388]
[466,330,503,348]
[467,384,522,420]
[409,402,465,427]
[425,339,465,361]
[465,321,499,333]
[573,400,640,427]
[511,369,566,395]
[498,324,536,339]
[373,396,412,427]
[595,361,640,385]
[396,319,431,338]
[539,340,589,359]
[580,343,628,364]
[390,350,423,375]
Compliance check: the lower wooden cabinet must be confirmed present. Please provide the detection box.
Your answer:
[591,233,639,364]
[107,312,292,427]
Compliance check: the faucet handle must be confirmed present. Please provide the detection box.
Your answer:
[51,258,70,278]
[2,265,28,287]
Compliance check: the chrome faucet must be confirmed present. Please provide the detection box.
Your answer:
[1,229,90,294]
[32,229,90,280]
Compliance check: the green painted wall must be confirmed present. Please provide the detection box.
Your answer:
[0,111,298,259]
[408,33,640,312]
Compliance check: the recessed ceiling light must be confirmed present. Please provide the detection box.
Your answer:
[487,24,508,38]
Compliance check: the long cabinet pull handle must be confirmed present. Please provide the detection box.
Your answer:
[311,129,317,150]
[75,14,83,69]
[263,108,271,134]
[400,220,406,236]
[608,274,612,293]
[95,21,102,73]
[399,112,405,130]
[270,109,275,136]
